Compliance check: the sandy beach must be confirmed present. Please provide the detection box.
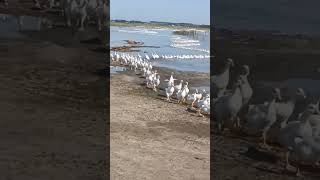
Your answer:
[0,6,108,178]
[110,66,210,179]
[212,28,320,180]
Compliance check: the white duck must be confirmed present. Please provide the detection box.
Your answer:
[213,79,243,133]
[200,104,210,116]
[291,135,320,176]
[276,88,307,128]
[186,90,197,105]
[193,89,203,107]
[278,104,317,175]
[165,83,175,102]
[146,71,157,88]
[239,65,253,108]
[174,80,183,94]
[212,58,234,98]
[164,72,177,87]
[187,89,202,108]
[298,102,320,137]
[153,75,161,92]
[177,82,189,104]
[245,88,281,149]
[145,54,150,60]
[197,94,210,117]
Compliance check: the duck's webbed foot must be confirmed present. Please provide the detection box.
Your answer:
[191,101,195,108]
[259,124,273,150]
[284,151,299,174]
[285,164,296,172]
[217,122,223,134]
[259,143,271,150]
[281,120,288,128]
[196,109,203,117]
[259,132,271,150]
[295,167,303,177]
[236,117,241,129]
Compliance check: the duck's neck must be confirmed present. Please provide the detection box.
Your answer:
[267,98,276,108]
[286,97,297,108]
[242,74,249,80]
[300,110,312,122]
[183,85,188,90]
[231,86,241,97]
[223,64,231,75]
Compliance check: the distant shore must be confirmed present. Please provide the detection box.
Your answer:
[110,21,210,31]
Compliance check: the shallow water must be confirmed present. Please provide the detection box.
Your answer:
[152,59,210,73]
[189,86,210,94]
[110,66,126,75]
[110,26,210,73]
[0,14,44,39]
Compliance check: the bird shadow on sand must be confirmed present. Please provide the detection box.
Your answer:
[294,165,320,178]
[241,146,279,164]
[186,107,197,113]
[90,47,107,53]
[80,37,102,45]
[30,7,43,11]
[139,82,145,86]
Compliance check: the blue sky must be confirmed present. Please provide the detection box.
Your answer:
[111,0,210,25]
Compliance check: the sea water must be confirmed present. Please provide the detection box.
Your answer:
[110,26,210,73]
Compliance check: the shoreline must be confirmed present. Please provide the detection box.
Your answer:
[110,67,210,179]
[111,61,210,89]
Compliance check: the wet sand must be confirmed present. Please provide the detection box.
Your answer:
[0,10,108,179]
[212,28,320,179]
[110,68,210,179]
[111,60,210,88]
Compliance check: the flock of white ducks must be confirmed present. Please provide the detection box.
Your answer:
[112,51,210,61]
[212,58,320,176]
[111,51,210,117]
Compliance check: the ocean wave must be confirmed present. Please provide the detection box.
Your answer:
[117,29,158,35]
[170,45,210,53]
[171,39,200,44]
[171,43,201,47]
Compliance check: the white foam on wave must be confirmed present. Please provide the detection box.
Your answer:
[170,36,209,53]
[117,29,158,35]
[171,43,201,47]
[170,45,210,54]
[171,39,200,44]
